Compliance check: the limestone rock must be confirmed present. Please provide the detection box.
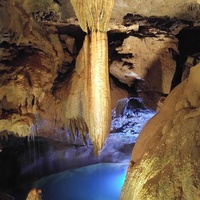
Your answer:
[0,0,64,138]
[26,188,42,200]
[111,35,178,93]
[120,63,200,200]
[109,33,178,109]
[59,0,114,155]
[110,79,129,109]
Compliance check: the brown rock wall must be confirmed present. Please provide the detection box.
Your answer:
[121,63,200,199]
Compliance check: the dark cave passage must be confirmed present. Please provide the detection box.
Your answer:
[171,26,200,90]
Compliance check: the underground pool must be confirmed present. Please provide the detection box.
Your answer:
[14,162,129,200]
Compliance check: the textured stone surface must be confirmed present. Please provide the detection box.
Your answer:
[26,188,42,200]
[110,34,178,109]
[60,0,200,22]
[0,0,64,138]
[121,63,200,200]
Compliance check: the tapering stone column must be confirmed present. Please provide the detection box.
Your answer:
[68,0,114,155]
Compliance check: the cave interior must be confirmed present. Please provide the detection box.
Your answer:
[1,0,200,199]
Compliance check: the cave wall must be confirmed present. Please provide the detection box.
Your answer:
[121,63,200,200]
[0,1,56,139]
[0,0,65,138]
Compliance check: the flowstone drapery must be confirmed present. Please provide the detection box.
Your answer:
[64,0,114,155]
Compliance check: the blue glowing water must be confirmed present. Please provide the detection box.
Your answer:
[33,163,128,200]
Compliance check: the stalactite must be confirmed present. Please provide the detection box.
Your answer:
[65,0,114,155]
[70,0,114,32]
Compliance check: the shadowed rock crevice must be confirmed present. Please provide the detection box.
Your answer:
[171,26,200,90]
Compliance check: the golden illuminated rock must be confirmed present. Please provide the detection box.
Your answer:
[64,0,114,155]
[120,64,200,199]
[0,0,64,138]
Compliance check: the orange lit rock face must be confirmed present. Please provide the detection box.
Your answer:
[109,34,178,110]
[57,32,111,155]
[120,64,200,199]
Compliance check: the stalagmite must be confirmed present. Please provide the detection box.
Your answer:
[65,0,114,155]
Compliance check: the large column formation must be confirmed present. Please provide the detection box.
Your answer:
[68,0,114,155]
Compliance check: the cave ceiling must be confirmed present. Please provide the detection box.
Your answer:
[60,0,200,22]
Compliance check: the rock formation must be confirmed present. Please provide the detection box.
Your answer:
[58,0,114,155]
[0,0,64,138]
[121,63,200,199]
